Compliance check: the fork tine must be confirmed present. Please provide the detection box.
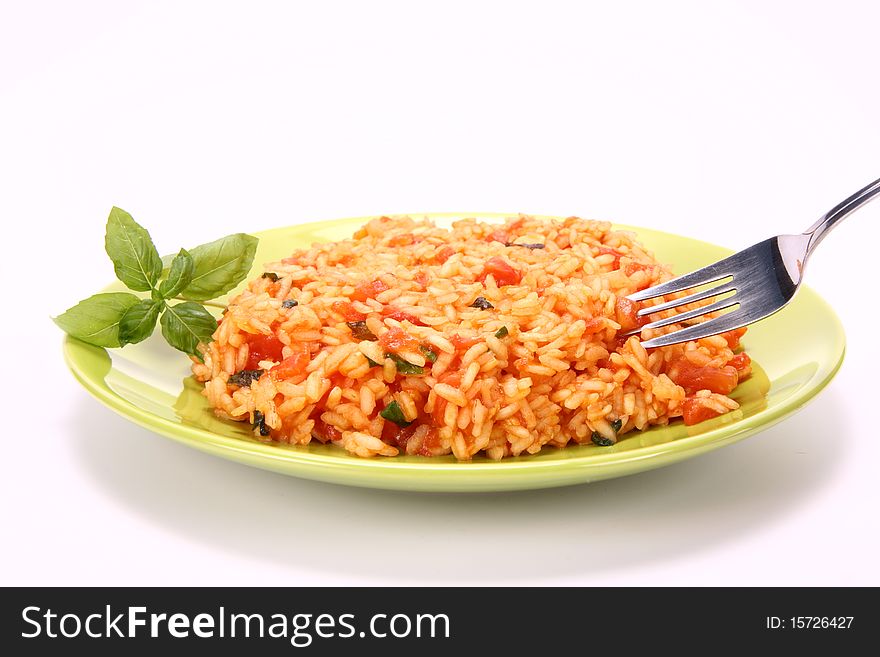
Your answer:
[636,281,737,317]
[640,309,751,349]
[638,296,739,332]
[626,259,733,302]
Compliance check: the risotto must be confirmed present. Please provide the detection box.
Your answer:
[192,215,752,460]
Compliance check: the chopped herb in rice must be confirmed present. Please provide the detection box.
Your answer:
[469,296,494,310]
[228,369,263,387]
[347,321,377,341]
[379,400,411,427]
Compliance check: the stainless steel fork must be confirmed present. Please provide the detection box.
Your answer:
[627,176,880,349]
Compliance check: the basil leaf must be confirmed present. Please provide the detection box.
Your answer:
[419,345,438,362]
[160,253,175,273]
[591,431,615,447]
[386,353,424,375]
[179,233,258,301]
[104,207,163,292]
[157,248,194,299]
[380,400,412,427]
[118,299,163,346]
[160,301,217,357]
[53,292,141,348]
[494,326,509,338]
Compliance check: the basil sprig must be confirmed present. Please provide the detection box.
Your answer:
[54,207,258,358]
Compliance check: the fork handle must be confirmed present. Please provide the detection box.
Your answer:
[805,175,880,252]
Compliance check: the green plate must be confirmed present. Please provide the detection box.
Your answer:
[62,214,845,492]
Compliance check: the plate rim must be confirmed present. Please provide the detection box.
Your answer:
[61,214,847,491]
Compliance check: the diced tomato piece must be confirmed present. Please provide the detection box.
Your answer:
[265,281,281,296]
[381,421,420,449]
[478,256,521,286]
[394,422,419,451]
[387,233,414,247]
[245,333,285,369]
[381,306,425,326]
[381,419,400,444]
[597,247,622,268]
[351,278,390,302]
[728,352,751,373]
[624,262,658,284]
[721,327,747,350]
[488,230,509,244]
[669,358,739,395]
[615,297,647,332]
[331,300,366,322]
[434,246,455,264]
[413,271,430,289]
[270,343,310,379]
[450,334,482,350]
[438,372,462,387]
[378,326,420,353]
[513,356,531,371]
[312,419,342,443]
[612,335,630,351]
[418,428,442,456]
[681,397,725,425]
[583,317,605,334]
[728,352,752,381]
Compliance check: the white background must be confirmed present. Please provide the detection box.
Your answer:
[2,0,878,586]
